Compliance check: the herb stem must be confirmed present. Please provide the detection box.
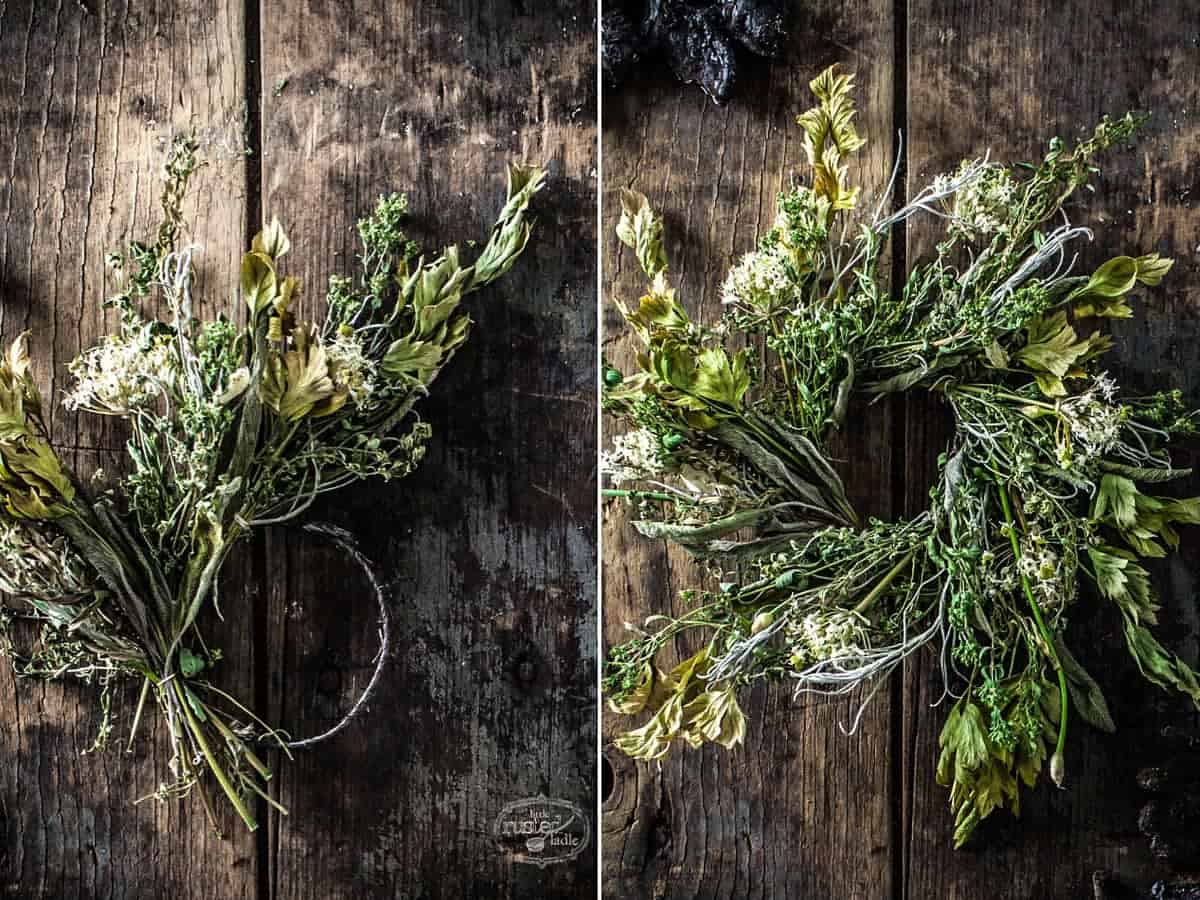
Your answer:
[997,485,1069,786]
[853,551,914,615]
[602,488,677,503]
[127,676,152,752]
[173,682,258,830]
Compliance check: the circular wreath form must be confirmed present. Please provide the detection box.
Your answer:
[601,65,1200,848]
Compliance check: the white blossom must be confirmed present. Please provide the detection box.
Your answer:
[939,161,1018,241]
[721,247,793,309]
[326,331,377,407]
[1060,391,1123,462]
[65,333,176,415]
[787,608,866,667]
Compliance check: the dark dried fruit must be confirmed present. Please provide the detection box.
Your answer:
[601,0,791,103]
[1095,726,1200,899]
[647,2,738,103]
[1137,726,1200,869]
[1093,871,1200,900]
[602,8,644,89]
[720,0,788,56]
[1151,882,1200,900]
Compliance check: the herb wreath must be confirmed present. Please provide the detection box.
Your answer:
[0,136,545,833]
[602,65,1200,846]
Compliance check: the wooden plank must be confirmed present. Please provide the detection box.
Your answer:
[256,2,597,898]
[600,3,900,896]
[902,2,1200,895]
[0,1,257,897]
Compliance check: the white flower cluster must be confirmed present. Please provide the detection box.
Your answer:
[1018,527,1069,608]
[326,330,377,407]
[65,333,176,415]
[787,608,866,669]
[601,428,666,486]
[1058,376,1123,466]
[937,161,1018,241]
[721,247,793,310]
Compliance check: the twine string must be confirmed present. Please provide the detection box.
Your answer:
[281,522,391,749]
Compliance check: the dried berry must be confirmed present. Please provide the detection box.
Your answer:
[1095,726,1200,900]
[647,2,739,103]
[602,8,643,89]
[1151,882,1200,900]
[1136,726,1200,868]
[600,0,791,103]
[719,0,788,57]
[1093,871,1200,900]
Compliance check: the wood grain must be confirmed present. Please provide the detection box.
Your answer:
[902,2,1200,897]
[0,1,596,898]
[0,1,258,897]
[600,2,900,897]
[257,2,597,899]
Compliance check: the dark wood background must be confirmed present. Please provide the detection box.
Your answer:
[602,1,1200,898]
[0,2,597,898]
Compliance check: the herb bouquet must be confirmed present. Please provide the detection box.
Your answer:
[602,65,1200,846]
[0,136,545,833]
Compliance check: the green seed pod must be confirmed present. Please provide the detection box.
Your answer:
[750,611,775,635]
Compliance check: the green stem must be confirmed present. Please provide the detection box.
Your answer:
[602,488,676,503]
[769,318,800,423]
[854,551,914,615]
[174,731,223,838]
[997,485,1069,786]
[208,709,274,783]
[173,682,258,830]
[953,384,1055,410]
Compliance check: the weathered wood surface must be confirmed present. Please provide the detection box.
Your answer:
[257,2,597,898]
[602,2,1200,899]
[601,1,900,897]
[0,1,597,898]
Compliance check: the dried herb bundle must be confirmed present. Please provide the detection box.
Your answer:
[0,136,544,832]
[603,65,1200,846]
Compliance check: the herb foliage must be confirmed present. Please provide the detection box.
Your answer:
[602,65,1198,846]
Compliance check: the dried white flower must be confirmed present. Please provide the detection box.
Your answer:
[939,161,1018,241]
[326,331,377,407]
[65,333,176,415]
[1060,392,1123,462]
[787,608,866,668]
[721,247,793,310]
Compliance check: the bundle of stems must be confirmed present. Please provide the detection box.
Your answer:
[0,136,545,832]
